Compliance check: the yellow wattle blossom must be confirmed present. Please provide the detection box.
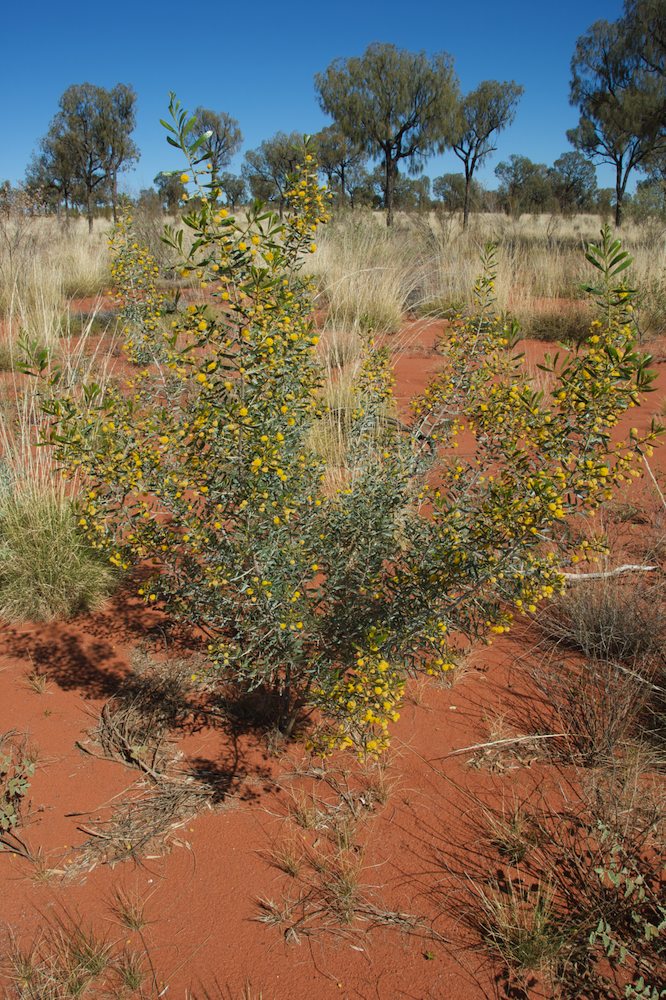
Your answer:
[39,114,660,764]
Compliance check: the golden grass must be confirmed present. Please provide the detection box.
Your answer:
[0,215,110,357]
[308,210,666,345]
[0,305,118,622]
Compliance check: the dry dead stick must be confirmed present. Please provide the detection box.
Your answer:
[562,563,657,582]
[430,733,567,762]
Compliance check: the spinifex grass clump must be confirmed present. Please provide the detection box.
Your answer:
[33,96,662,755]
[0,369,116,623]
[0,482,115,622]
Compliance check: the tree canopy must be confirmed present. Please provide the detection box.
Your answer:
[433,172,484,213]
[549,151,598,213]
[154,172,184,214]
[568,14,666,225]
[192,108,242,183]
[242,132,306,216]
[313,124,365,206]
[29,82,139,230]
[622,0,666,78]
[218,171,246,210]
[102,84,139,220]
[495,155,556,215]
[315,43,459,225]
[451,80,523,227]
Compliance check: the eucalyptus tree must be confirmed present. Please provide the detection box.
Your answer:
[242,132,306,217]
[495,155,555,215]
[314,124,365,205]
[549,151,598,213]
[315,43,459,225]
[192,108,242,184]
[568,15,666,225]
[622,0,666,77]
[102,84,139,221]
[218,172,246,210]
[433,172,484,213]
[154,172,184,214]
[35,83,139,231]
[451,80,523,228]
[26,130,79,219]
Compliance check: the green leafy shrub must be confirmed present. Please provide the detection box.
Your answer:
[588,822,666,1000]
[468,767,665,999]
[31,97,662,753]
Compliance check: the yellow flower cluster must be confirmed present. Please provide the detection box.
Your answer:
[109,212,167,364]
[409,236,661,631]
[310,649,405,757]
[285,153,332,238]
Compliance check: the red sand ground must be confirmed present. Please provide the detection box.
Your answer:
[0,310,664,999]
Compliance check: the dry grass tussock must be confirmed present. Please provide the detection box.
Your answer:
[0,330,118,622]
[441,755,665,999]
[2,904,264,999]
[307,211,666,363]
[0,216,110,343]
[516,571,665,768]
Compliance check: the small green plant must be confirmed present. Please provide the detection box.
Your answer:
[269,837,304,878]
[465,765,666,999]
[109,888,149,932]
[473,874,570,979]
[484,803,543,864]
[587,822,666,1000]
[0,732,35,859]
[115,948,146,992]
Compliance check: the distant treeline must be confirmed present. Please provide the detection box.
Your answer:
[2,0,663,228]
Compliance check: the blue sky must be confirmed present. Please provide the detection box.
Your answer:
[2,0,626,193]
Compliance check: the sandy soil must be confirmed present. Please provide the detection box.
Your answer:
[0,310,663,1000]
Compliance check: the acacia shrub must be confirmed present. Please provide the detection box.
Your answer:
[35,97,662,754]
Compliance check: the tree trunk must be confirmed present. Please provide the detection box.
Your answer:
[87,190,94,234]
[615,162,623,228]
[112,171,118,224]
[463,168,471,230]
[385,153,396,227]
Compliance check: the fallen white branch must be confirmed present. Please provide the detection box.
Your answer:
[562,564,657,582]
[432,733,566,761]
